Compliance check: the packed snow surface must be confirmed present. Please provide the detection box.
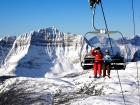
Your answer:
[0,62,140,105]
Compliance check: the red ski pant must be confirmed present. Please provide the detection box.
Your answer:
[93,62,102,76]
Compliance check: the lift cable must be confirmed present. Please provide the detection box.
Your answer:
[100,1,126,105]
[100,1,113,55]
[131,0,140,104]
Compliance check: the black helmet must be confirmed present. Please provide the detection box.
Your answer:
[96,47,100,50]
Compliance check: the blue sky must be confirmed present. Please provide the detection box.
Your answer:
[0,0,140,37]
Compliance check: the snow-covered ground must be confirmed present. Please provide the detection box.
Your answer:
[0,62,140,105]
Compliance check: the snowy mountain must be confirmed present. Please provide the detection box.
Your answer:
[130,35,140,46]
[88,35,120,55]
[117,36,140,61]
[0,27,83,77]
[0,36,16,65]
[0,28,140,77]
[86,34,140,61]
[0,27,140,105]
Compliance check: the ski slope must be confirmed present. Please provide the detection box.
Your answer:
[0,62,140,105]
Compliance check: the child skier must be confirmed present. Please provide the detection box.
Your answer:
[103,50,112,78]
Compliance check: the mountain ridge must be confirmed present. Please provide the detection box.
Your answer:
[0,27,83,77]
[0,27,139,77]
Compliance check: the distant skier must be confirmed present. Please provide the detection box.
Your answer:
[103,50,112,78]
[91,47,103,78]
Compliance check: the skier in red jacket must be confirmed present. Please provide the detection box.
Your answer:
[91,47,103,78]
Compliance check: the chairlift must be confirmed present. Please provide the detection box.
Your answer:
[80,30,128,70]
[80,0,128,70]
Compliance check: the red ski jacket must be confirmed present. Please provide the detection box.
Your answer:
[91,49,103,63]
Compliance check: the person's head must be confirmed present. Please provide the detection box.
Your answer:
[105,49,110,55]
[96,47,100,51]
